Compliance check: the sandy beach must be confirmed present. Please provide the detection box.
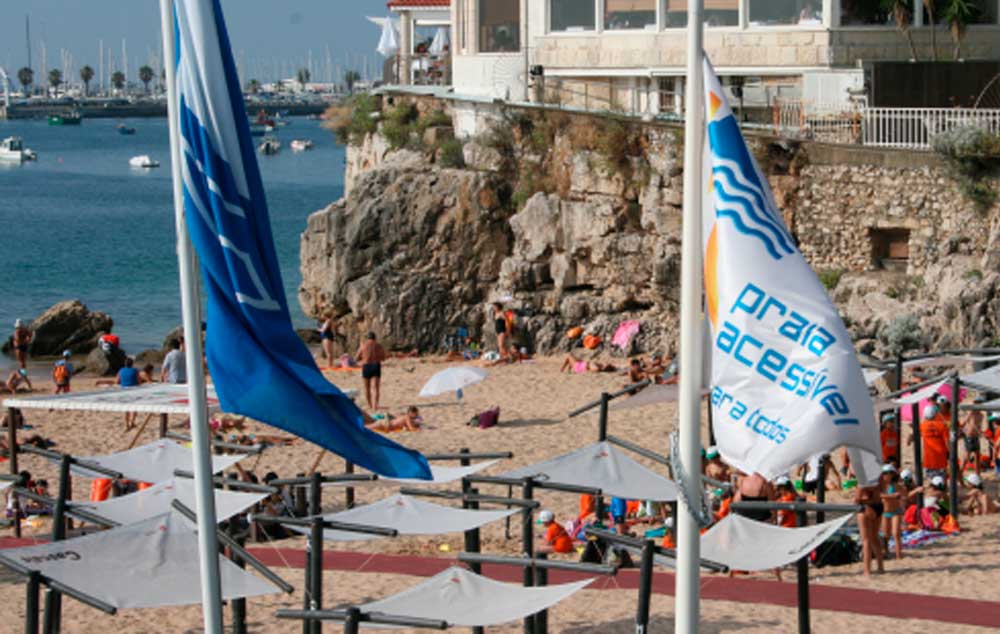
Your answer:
[1,354,998,632]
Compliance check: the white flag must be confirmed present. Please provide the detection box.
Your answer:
[700,58,880,482]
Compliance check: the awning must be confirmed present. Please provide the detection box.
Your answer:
[3,384,221,415]
[324,460,502,489]
[71,477,265,526]
[289,493,517,542]
[905,354,1000,370]
[961,364,1000,393]
[71,439,244,483]
[504,441,678,501]
[359,566,594,627]
[0,511,279,609]
[700,513,853,571]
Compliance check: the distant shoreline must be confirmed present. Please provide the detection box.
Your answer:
[2,100,329,120]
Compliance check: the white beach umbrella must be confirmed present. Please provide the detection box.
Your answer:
[376,16,400,58]
[419,367,488,398]
[429,27,450,56]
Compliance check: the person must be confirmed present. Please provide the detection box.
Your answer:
[537,509,574,555]
[643,354,667,377]
[11,319,32,370]
[774,476,799,528]
[704,447,730,483]
[116,358,143,430]
[960,473,997,515]
[161,338,187,384]
[961,409,984,476]
[366,406,423,433]
[560,354,618,374]
[4,368,32,394]
[139,363,156,384]
[625,359,647,389]
[491,303,512,362]
[52,350,73,394]
[799,453,840,495]
[317,312,338,369]
[855,481,884,577]
[880,413,900,465]
[356,332,387,410]
[919,401,950,481]
[880,465,904,561]
[732,472,774,522]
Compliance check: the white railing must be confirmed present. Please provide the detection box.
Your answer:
[861,107,1000,150]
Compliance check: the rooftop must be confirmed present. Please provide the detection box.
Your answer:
[387,0,450,8]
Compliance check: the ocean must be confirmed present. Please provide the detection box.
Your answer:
[0,115,345,364]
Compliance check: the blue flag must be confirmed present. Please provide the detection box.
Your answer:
[172,0,430,479]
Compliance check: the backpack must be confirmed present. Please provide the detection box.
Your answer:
[583,335,602,350]
[810,534,859,568]
[477,407,500,429]
[53,362,70,384]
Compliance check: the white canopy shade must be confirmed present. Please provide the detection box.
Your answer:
[504,441,679,501]
[289,493,517,542]
[71,477,265,526]
[419,367,488,397]
[904,354,1000,370]
[377,16,400,58]
[359,566,594,627]
[0,511,279,608]
[429,27,450,56]
[700,513,853,571]
[71,439,244,483]
[961,364,1000,393]
[3,383,221,415]
[863,369,886,387]
[324,460,502,489]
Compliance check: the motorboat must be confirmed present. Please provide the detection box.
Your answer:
[258,137,281,155]
[129,155,160,168]
[117,124,137,135]
[290,139,313,152]
[0,137,33,162]
[48,111,83,126]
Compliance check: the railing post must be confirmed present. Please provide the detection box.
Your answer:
[521,478,535,634]
[7,407,20,538]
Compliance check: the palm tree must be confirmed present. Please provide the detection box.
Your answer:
[296,67,310,91]
[943,0,977,60]
[16,67,33,95]
[247,79,260,94]
[881,0,919,61]
[111,71,126,93]
[922,0,938,61]
[344,70,361,95]
[80,65,95,96]
[48,69,63,97]
[138,65,154,94]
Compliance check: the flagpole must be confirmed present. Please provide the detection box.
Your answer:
[159,1,225,633]
[675,0,705,632]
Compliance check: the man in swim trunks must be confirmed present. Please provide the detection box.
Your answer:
[11,319,31,370]
[356,332,387,410]
[961,409,984,476]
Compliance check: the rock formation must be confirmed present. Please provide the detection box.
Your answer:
[6,300,114,357]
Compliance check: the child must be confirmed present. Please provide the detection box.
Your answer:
[880,465,904,560]
[774,477,799,528]
[52,350,73,394]
[961,473,997,516]
[880,413,899,465]
[538,509,574,554]
[366,406,423,433]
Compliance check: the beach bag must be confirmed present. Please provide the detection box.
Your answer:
[810,535,859,568]
[903,504,919,528]
[918,507,942,531]
[477,407,500,429]
[583,335,602,350]
[566,326,584,340]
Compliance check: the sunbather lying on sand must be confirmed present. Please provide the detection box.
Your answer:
[366,406,424,433]
[560,354,618,374]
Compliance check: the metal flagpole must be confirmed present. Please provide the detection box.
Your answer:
[675,0,705,632]
[158,1,225,632]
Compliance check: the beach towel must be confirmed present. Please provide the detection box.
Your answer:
[611,320,641,350]
[895,529,955,549]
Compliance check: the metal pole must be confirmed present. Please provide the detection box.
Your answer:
[521,479,535,634]
[894,355,903,460]
[466,482,484,634]
[796,510,810,634]
[344,461,354,509]
[159,3,224,632]
[7,407,20,538]
[815,456,826,524]
[310,515,324,634]
[228,515,247,634]
[707,404,716,447]
[343,607,360,634]
[306,472,322,634]
[42,456,71,633]
[636,540,655,634]
[534,553,548,634]
[911,402,924,508]
[598,393,610,441]
[25,571,40,634]
[159,413,169,439]
[949,375,960,520]
[676,1,705,629]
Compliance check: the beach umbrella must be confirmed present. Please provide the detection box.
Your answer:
[429,27,450,56]
[419,366,488,399]
[377,16,400,58]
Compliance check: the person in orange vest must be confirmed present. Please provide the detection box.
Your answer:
[918,400,951,481]
[774,477,799,528]
[538,510,574,555]
[661,517,676,549]
[880,412,900,466]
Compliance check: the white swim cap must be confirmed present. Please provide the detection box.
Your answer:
[900,469,913,480]
[881,464,896,473]
[664,517,674,528]
[966,473,983,487]
[923,404,938,420]
[931,475,945,488]
[706,446,720,459]
[775,476,791,486]
[14,319,23,327]
[539,510,554,524]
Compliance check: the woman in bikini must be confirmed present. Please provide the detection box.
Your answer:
[880,466,904,560]
[855,480,885,577]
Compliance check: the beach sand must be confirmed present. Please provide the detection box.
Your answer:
[1,355,998,631]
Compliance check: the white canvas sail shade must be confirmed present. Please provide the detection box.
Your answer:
[961,364,1000,393]
[700,513,853,571]
[289,493,517,541]
[324,460,502,489]
[360,566,594,627]
[419,367,488,397]
[504,441,678,501]
[71,477,265,526]
[71,439,244,483]
[0,511,278,608]
[2,383,221,415]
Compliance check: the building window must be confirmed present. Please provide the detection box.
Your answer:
[605,0,657,30]
[658,77,684,115]
[839,0,899,25]
[923,0,998,25]
[749,0,822,26]
[664,0,739,28]
[870,228,910,271]
[550,0,596,31]
[479,0,520,53]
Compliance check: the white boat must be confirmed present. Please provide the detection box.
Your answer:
[0,137,33,162]
[258,137,281,155]
[290,139,313,152]
[129,155,161,168]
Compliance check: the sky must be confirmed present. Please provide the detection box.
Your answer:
[1,0,392,84]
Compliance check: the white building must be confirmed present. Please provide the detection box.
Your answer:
[449,0,1000,116]
[388,0,453,86]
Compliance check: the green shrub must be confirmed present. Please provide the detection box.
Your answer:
[964,268,983,281]
[322,94,379,146]
[817,268,845,290]
[932,126,1000,210]
[594,116,643,179]
[437,138,466,168]
[883,314,923,355]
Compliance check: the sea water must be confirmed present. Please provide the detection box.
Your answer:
[0,116,344,362]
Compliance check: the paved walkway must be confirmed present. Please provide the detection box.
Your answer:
[2,537,997,628]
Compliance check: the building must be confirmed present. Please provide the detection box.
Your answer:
[449,0,1000,116]
[388,0,453,86]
